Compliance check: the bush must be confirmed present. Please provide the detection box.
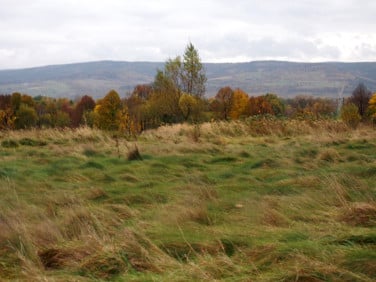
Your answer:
[19,138,47,146]
[341,103,361,129]
[1,139,19,148]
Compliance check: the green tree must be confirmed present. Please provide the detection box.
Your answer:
[55,111,71,128]
[94,90,122,130]
[181,43,207,97]
[263,93,285,116]
[150,70,182,124]
[15,104,37,129]
[165,57,183,90]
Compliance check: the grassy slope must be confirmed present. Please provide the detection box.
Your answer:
[0,120,375,281]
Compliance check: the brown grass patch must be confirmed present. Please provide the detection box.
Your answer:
[340,202,376,227]
[87,188,108,200]
[260,197,289,227]
[38,246,92,269]
[61,208,102,240]
[318,148,341,162]
[79,252,127,279]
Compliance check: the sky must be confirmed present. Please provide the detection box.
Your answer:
[0,0,375,69]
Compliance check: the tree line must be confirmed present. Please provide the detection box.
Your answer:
[1,43,375,133]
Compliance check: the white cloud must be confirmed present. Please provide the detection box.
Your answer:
[0,0,375,69]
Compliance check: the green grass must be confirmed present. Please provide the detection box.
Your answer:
[0,122,375,281]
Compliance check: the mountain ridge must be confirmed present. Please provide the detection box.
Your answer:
[0,60,375,98]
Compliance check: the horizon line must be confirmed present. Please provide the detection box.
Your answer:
[1,59,376,72]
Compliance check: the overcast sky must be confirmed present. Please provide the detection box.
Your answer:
[0,0,375,69]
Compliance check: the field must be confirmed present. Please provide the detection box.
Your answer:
[0,119,375,281]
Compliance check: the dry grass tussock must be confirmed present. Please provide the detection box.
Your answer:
[0,180,176,280]
[259,196,290,227]
[0,205,177,280]
[340,202,376,227]
[142,118,367,142]
[0,126,105,142]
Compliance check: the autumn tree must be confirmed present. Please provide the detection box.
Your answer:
[33,96,53,128]
[229,88,249,119]
[311,98,336,118]
[285,95,335,118]
[11,92,22,112]
[131,84,153,100]
[179,93,203,122]
[143,43,207,127]
[94,90,122,130]
[125,84,153,130]
[248,96,273,116]
[263,94,285,116]
[21,94,35,108]
[0,95,15,129]
[369,93,376,123]
[213,86,234,120]
[72,95,96,127]
[349,83,371,119]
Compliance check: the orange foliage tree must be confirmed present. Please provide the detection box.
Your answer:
[248,96,273,116]
[229,88,249,119]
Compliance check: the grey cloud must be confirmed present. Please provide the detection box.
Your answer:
[0,0,375,69]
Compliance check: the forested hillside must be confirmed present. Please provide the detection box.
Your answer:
[1,61,376,98]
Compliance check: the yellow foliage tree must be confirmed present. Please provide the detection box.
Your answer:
[229,88,249,119]
[369,93,376,122]
[179,93,199,121]
[0,109,15,130]
[118,107,141,136]
[94,90,122,130]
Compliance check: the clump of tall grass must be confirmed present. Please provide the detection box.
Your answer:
[341,202,376,227]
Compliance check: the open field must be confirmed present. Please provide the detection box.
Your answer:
[0,119,375,281]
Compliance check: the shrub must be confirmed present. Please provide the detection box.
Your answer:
[1,139,19,148]
[19,138,47,146]
[340,103,361,129]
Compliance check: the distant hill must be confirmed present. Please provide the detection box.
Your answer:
[0,60,375,99]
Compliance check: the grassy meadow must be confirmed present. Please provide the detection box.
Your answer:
[0,119,375,281]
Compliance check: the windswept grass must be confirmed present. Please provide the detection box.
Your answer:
[0,120,375,281]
